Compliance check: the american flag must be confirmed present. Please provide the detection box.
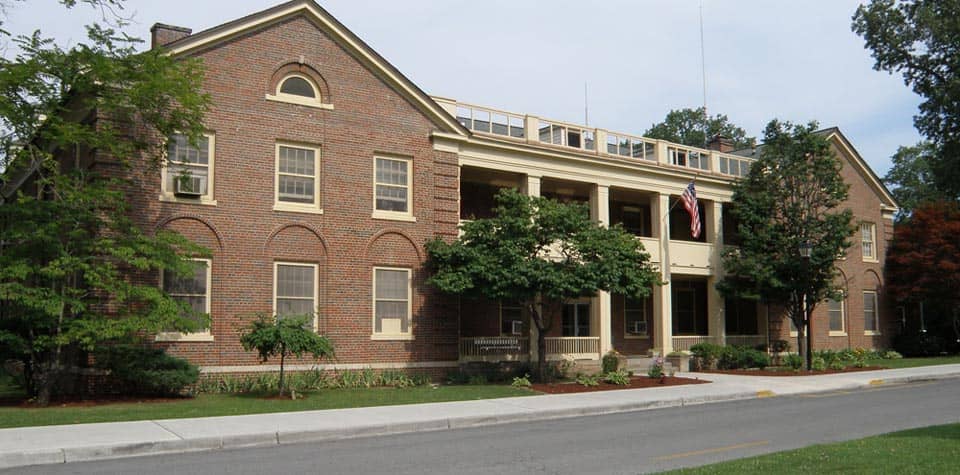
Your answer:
[681,181,701,239]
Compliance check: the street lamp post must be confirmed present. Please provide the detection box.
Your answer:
[799,240,813,370]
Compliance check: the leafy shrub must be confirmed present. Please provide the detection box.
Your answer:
[95,345,199,397]
[785,354,804,371]
[647,356,665,379]
[576,373,600,387]
[852,348,870,368]
[604,370,630,385]
[828,359,845,370]
[893,332,946,356]
[717,346,770,370]
[689,343,724,370]
[511,374,532,388]
[445,370,469,385]
[811,356,827,371]
[601,351,620,374]
[468,374,488,385]
[881,350,903,359]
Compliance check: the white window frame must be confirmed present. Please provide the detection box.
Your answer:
[160,133,216,206]
[861,222,877,262]
[265,73,334,110]
[828,296,846,336]
[371,267,413,340]
[372,155,416,222]
[500,300,524,336]
[273,262,319,332]
[624,295,649,339]
[274,142,323,214]
[157,258,213,342]
[863,290,880,335]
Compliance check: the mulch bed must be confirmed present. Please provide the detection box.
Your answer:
[530,375,710,394]
[699,366,887,377]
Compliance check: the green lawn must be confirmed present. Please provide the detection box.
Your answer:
[872,355,960,369]
[0,385,532,429]
[663,423,960,474]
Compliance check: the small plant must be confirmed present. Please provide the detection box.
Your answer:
[468,374,488,385]
[647,355,665,379]
[811,356,827,371]
[852,347,870,368]
[445,370,469,385]
[576,373,601,387]
[828,359,846,371]
[690,343,723,370]
[239,313,334,397]
[604,369,630,385]
[881,350,903,359]
[511,374,532,388]
[770,339,790,366]
[601,351,620,374]
[785,353,804,371]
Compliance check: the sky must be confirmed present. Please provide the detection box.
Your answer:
[2,0,924,178]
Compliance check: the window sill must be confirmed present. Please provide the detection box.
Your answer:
[159,194,217,207]
[828,331,847,337]
[370,333,414,341]
[864,331,882,336]
[372,211,417,222]
[789,331,798,337]
[624,335,650,340]
[861,258,879,264]
[273,203,324,215]
[155,332,214,342]
[265,94,334,110]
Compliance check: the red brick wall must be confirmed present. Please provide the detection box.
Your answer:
[767,140,893,351]
[120,16,459,368]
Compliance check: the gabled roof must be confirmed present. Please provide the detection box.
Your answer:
[162,0,468,136]
[729,127,899,211]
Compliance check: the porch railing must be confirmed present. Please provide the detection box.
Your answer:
[459,336,529,361]
[672,335,768,352]
[725,335,766,348]
[545,336,600,360]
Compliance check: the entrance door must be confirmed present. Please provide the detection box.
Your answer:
[562,303,591,336]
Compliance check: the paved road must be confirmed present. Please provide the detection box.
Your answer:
[7,378,959,475]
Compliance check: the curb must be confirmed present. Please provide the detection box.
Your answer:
[3,371,959,471]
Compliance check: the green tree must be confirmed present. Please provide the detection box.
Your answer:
[240,314,334,397]
[0,4,210,405]
[426,189,660,382]
[853,1,960,199]
[718,120,854,370]
[644,107,754,150]
[883,141,940,219]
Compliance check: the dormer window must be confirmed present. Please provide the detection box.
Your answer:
[266,66,334,110]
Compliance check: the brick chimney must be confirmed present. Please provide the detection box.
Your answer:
[707,135,736,153]
[150,23,192,49]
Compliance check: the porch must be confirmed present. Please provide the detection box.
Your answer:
[458,336,601,362]
[671,335,767,352]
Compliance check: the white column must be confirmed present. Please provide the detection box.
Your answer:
[656,193,673,354]
[524,174,541,197]
[526,174,541,362]
[707,201,724,344]
[591,184,612,355]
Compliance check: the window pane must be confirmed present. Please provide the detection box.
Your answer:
[456,107,472,129]
[644,142,656,160]
[376,158,407,186]
[375,269,408,299]
[625,296,647,335]
[277,265,314,298]
[509,116,525,138]
[501,305,523,334]
[719,157,729,174]
[279,146,315,175]
[492,113,509,135]
[631,140,644,158]
[277,298,314,317]
[583,130,595,150]
[168,134,209,165]
[619,139,630,156]
[278,175,315,203]
[473,110,490,132]
[375,185,408,212]
[829,298,843,332]
[607,135,619,154]
[279,76,316,98]
[163,262,207,295]
[567,130,581,148]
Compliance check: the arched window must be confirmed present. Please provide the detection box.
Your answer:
[278,74,317,99]
[266,67,333,110]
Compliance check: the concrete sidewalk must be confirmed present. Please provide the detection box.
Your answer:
[2,364,959,471]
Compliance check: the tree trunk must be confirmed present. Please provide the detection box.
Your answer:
[278,345,286,397]
[795,325,806,371]
[537,330,547,383]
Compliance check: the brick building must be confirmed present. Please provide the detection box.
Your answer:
[11,0,900,375]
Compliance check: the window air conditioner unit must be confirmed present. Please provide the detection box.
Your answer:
[174,175,206,197]
[511,320,523,335]
[631,321,647,334]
